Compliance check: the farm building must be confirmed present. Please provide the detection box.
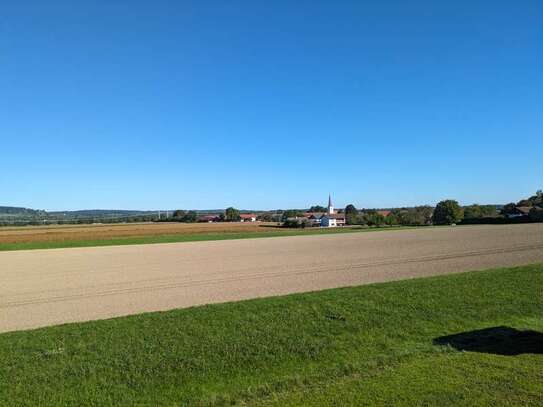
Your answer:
[505,207,532,219]
[198,215,221,223]
[240,214,257,222]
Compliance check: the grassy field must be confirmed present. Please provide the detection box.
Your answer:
[0,224,411,251]
[0,263,541,405]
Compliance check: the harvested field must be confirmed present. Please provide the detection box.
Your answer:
[1,223,542,333]
[0,221,279,244]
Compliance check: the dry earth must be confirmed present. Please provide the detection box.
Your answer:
[1,224,542,333]
[0,221,278,244]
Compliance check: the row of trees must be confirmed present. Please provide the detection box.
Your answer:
[169,207,243,223]
[344,204,436,226]
[343,201,467,226]
[171,210,198,223]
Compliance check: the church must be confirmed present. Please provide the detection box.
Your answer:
[318,195,346,227]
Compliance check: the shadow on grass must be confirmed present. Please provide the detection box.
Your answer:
[434,326,543,355]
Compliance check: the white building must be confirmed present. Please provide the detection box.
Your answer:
[320,195,345,227]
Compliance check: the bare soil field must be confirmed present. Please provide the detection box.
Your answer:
[1,223,542,333]
[0,221,278,244]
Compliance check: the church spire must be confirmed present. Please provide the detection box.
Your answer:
[327,194,334,215]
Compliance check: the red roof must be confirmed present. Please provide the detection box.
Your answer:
[240,214,256,219]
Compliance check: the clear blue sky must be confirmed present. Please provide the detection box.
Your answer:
[1,1,541,210]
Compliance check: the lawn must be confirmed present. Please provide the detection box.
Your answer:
[0,263,541,405]
[0,225,412,251]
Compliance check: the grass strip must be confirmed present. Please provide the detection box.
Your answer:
[0,263,541,405]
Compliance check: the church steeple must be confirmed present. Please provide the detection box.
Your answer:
[327,194,334,215]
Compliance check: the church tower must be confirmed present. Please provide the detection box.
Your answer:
[327,194,334,215]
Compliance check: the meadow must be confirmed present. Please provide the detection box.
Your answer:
[1,263,541,405]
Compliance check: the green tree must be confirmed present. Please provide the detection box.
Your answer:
[281,210,304,221]
[433,200,463,225]
[183,211,198,223]
[529,207,543,222]
[385,212,399,225]
[537,190,543,204]
[345,204,357,215]
[480,205,498,217]
[258,212,274,222]
[224,207,241,222]
[345,204,358,225]
[464,204,497,219]
[363,212,386,227]
[464,204,482,219]
[308,205,327,212]
[415,206,434,225]
[173,210,186,219]
[500,203,517,217]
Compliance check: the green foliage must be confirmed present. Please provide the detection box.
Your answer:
[282,218,309,228]
[258,212,274,222]
[362,211,386,227]
[344,204,357,215]
[343,204,358,225]
[0,264,541,405]
[393,206,433,226]
[184,210,197,222]
[281,210,304,221]
[308,205,326,212]
[464,205,481,219]
[528,190,543,207]
[385,212,400,225]
[433,200,463,225]
[225,207,241,221]
[529,207,543,222]
[171,210,197,223]
[464,204,498,219]
[172,209,186,218]
[501,203,517,216]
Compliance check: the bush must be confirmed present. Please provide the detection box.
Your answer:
[282,218,309,228]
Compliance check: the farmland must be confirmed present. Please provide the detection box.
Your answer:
[0,221,396,251]
[2,223,542,333]
[0,263,541,405]
[0,221,280,243]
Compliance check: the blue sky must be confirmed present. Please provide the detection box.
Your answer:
[1,1,541,210]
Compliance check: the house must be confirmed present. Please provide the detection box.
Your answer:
[197,215,220,223]
[505,206,532,219]
[240,214,257,222]
[376,210,391,217]
[516,207,532,216]
[305,212,325,226]
[320,195,346,227]
[505,206,531,219]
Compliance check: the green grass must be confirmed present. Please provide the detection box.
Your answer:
[1,264,542,406]
[0,226,413,252]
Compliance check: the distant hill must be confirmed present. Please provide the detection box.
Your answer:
[48,209,155,218]
[0,206,45,216]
